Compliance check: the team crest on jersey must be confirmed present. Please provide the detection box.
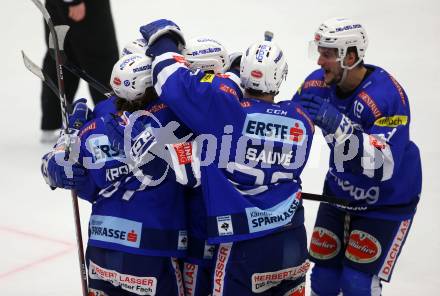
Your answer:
[242,113,307,145]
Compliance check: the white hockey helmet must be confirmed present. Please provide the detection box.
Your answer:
[110,54,153,101]
[183,37,230,73]
[310,17,368,69]
[240,40,288,94]
[121,38,148,56]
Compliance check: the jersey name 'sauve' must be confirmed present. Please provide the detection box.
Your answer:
[243,113,307,145]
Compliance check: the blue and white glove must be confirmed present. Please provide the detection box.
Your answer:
[104,111,147,152]
[41,150,87,190]
[297,93,353,141]
[139,19,185,57]
[68,98,92,131]
[41,97,91,190]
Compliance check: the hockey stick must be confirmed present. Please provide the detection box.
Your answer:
[264,30,274,41]
[22,50,60,98]
[29,0,88,295]
[48,26,113,98]
[302,192,349,206]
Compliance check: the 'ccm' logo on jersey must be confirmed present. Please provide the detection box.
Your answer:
[243,113,306,145]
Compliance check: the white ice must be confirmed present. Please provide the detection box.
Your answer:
[0,0,439,294]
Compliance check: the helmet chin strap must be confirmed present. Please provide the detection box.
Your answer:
[337,67,349,86]
[336,56,362,87]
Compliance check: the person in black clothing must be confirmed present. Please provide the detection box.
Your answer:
[40,0,119,142]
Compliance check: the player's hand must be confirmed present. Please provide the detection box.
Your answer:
[41,151,86,190]
[68,98,92,131]
[42,129,83,189]
[139,19,185,57]
[68,2,86,22]
[297,93,343,134]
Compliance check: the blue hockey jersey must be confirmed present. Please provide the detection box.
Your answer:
[74,100,196,257]
[293,65,422,220]
[151,52,315,244]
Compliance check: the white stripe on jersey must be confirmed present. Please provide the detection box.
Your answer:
[212,243,233,296]
[361,133,376,178]
[155,62,184,97]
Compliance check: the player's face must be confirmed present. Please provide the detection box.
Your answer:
[317,47,343,85]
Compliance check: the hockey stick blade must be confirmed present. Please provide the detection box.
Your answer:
[22,50,59,97]
[30,0,51,22]
[49,25,69,51]
[264,31,274,41]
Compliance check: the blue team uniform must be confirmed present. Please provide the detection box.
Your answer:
[46,99,198,296]
[293,65,422,295]
[182,71,242,296]
[151,52,315,295]
[294,65,421,219]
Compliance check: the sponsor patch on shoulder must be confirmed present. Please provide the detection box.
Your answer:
[200,73,215,83]
[303,80,328,89]
[374,115,408,127]
[219,83,238,97]
[79,122,96,138]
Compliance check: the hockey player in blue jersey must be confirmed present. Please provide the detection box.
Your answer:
[293,17,422,296]
[139,19,315,295]
[42,53,194,296]
[179,36,243,296]
[42,36,244,295]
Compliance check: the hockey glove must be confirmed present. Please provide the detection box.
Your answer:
[104,111,143,152]
[41,151,87,190]
[296,94,343,134]
[68,98,92,130]
[41,128,85,187]
[139,19,185,57]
